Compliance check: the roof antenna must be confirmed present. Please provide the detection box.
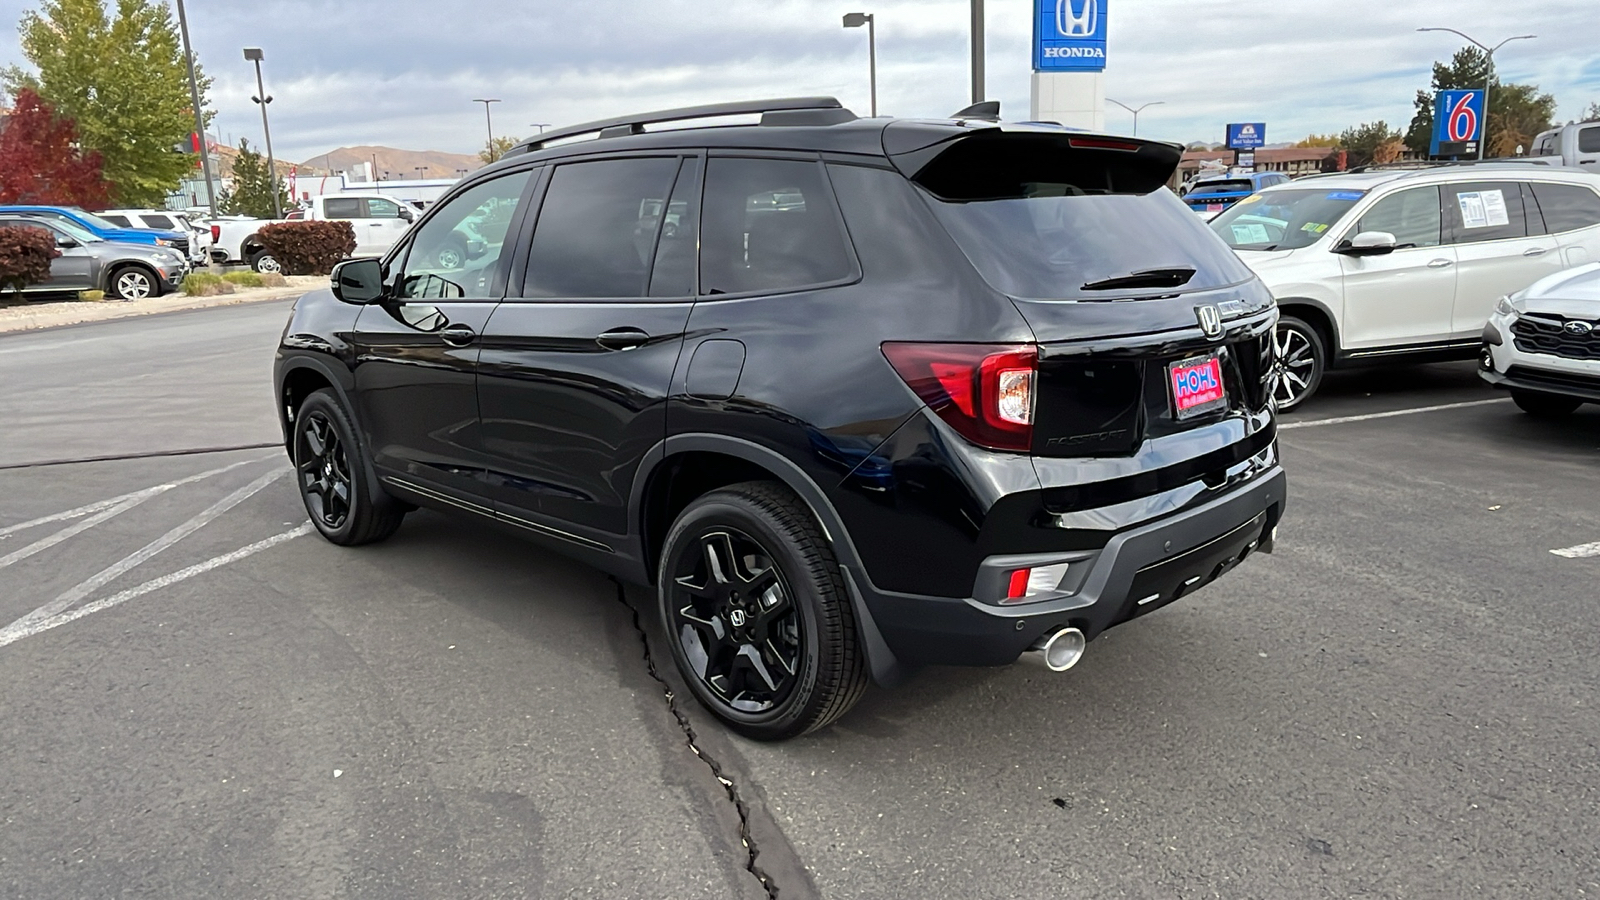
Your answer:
[950,100,1000,122]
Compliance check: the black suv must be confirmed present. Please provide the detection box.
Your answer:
[274,97,1287,740]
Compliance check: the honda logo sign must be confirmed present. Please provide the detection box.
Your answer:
[1035,0,1108,72]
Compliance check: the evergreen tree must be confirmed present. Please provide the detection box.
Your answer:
[219,139,289,219]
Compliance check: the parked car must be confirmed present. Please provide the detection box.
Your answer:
[208,192,416,272]
[1183,171,1292,216]
[0,215,188,300]
[273,97,1287,740]
[1480,262,1600,414]
[1210,165,1600,409]
[98,208,211,265]
[0,205,191,260]
[1527,121,1600,169]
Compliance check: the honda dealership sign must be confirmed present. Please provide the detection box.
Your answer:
[1034,0,1107,72]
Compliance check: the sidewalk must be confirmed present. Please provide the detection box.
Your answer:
[0,275,326,334]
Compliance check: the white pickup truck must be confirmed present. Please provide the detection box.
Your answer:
[1526,121,1600,170]
[206,192,417,272]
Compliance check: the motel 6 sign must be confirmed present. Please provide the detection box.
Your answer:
[1035,0,1108,72]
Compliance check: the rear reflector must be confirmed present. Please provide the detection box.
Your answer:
[1003,563,1072,603]
[882,343,1036,452]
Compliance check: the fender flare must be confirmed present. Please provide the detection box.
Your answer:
[631,433,909,686]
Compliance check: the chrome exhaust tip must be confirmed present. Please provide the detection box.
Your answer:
[1022,627,1086,672]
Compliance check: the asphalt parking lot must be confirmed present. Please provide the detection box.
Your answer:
[3,300,1599,899]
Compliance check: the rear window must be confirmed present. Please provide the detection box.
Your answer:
[910,135,1253,299]
[1189,180,1254,196]
[1529,182,1600,233]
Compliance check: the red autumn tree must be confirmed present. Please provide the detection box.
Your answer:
[0,88,113,208]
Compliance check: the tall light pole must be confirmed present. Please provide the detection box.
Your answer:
[243,47,282,218]
[173,0,217,219]
[842,13,877,117]
[474,98,501,157]
[529,123,551,135]
[969,0,984,104]
[1108,99,1164,136]
[1417,28,1536,159]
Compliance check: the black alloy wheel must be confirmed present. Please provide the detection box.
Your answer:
[1271,315,1326,412]
[1511,388,1582,418]
[659,483,868,741]
[293,388,405,545]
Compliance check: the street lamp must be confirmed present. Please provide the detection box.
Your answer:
[243,47,282,218]
[1416,27,1536,160]
[173,0,218,220]
[842,13,877,117]
[415,166,426,179]
[473,98,501,156]
[1108,99,1164,137]
[529,123,551,135]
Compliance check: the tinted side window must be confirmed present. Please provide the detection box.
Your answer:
[99,214,131,227]
[142,214,174,229]
[1579,126,1600,155]
[1529,182,1600,233]
[522,157,680,299]
[366,198,402,218]
[323,197,362,219]
[1443,182,1529,244]
[700,157,854,295]
[397,169,533,300]
[1355,187,1441,248]
[648,158,701,298]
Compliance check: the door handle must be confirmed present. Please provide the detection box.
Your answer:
[596,327,650,351]
[1523,247,1549,257]
[1427,258,1453,268]
[440,323,477,347]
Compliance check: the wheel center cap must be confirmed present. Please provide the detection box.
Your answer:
[728,609,748,628]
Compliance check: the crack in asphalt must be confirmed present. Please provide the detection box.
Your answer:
[611,579,781,900]
[0,442,282,470]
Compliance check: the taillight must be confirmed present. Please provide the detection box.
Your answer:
[210,224,220,243]
[882,343,1037,452]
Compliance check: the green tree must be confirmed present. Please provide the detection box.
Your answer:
[1295,133,1340,148]
[479,135,519,166]
[1404,46,1555,157]
[5,0,210,206]
[218,139,289,218]
[1337,121,1402,167]
[1580,101,1600,123]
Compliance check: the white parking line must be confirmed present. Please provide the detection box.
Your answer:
[1551,542,1600,559]
[0,523,312,648]
[0,466,289,637]
[0,455,270,540]
[0,491,161,571]
[1279,398,1509,430]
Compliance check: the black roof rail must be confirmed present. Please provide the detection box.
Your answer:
[508,97,854,155]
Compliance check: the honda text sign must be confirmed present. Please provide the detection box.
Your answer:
[1034,0,1107,72]
[1227,123,1266,150]
[1430,89,1484,157]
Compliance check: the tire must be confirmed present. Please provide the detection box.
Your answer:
[658,482,868,741]
[109,265,157,301]
[1511,389,1582,418]
[293,388,405,545]
[249,248,283,274]
[1271,315,1326,412]
[432,239,467,270]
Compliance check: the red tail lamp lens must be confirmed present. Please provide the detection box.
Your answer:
[882,343,1037,452]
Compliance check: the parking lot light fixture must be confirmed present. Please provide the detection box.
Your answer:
[173,0,218,220]
[243,47,282,219]
[1107,99,1164,137]
[1416,28,1536,160]
[473,98,502,157]
[842,12,876,117]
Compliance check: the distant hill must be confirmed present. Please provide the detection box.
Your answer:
[297,146,482,180]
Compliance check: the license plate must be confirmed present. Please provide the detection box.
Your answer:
[1206,203,1223,212]
[1169,354,1227,419]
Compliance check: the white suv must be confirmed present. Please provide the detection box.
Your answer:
[1210,165,1600,409]
[1480,262,1600,415]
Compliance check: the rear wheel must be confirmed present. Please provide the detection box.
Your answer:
[293,389,405,545]
[658,482,868,741]
[109,265,157,301]
[1511,389,1582,418]
[1271,315,1326,412]
[249,248,282,274]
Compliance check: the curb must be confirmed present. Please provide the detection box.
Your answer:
[0,284,315,335]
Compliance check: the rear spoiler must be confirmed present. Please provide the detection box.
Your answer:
[884,122,1183,197]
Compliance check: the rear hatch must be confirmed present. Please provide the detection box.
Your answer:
[889,124,1275,458]
[1183,178,1255,210]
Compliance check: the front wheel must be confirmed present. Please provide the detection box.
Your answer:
[1271,315,1326,412]
[109,265,157,301]
[658,482,868,741]
[1511,389,1582,418]
[293,389,405,545]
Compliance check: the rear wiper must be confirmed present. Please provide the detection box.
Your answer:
[1081,267,1197,291]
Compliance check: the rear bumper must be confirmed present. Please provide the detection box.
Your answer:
[852,465,1287,667]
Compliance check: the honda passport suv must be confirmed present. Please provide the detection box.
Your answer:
[274,98,1287,740]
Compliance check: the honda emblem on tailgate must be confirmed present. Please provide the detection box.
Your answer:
[1196,305,1223,339]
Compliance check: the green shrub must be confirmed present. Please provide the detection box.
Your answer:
[182,272,223,296]
[257,221,356,275]
[222,271,264,288]
[0,225,60,296]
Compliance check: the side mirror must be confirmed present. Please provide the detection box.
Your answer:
[1338,231,1398,256]
[56,237,80,249]
[398,207,414,223]
[330,257,386,304]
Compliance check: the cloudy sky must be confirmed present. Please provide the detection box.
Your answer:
[3,0,1598,163]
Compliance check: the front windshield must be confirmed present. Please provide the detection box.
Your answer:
[1210,188,1366,251]
[50,218,103,243]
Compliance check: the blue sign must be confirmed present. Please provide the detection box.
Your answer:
[1034,0,1107,72]
[1430,89,1484,156]
[1227,123,1266,150]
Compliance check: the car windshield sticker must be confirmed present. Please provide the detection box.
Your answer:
[1326,191,1364,201]
[1300,222,1330,234]
[1457,190,1510,229]
[1236,194,1264,206]
[1232,223,1271,243]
